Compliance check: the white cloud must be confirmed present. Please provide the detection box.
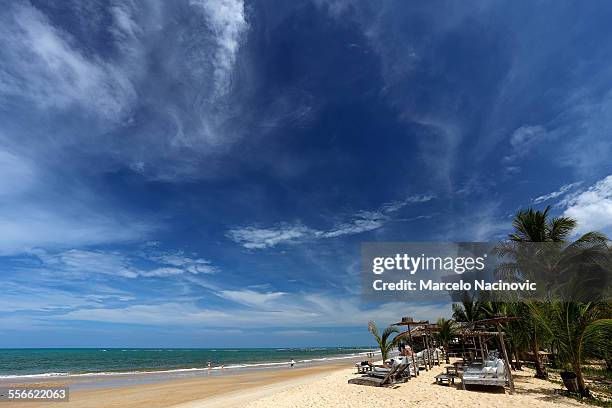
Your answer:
[6,257,450,331]
[146,252,217,274]
[37,249,140,278]
[219,289,286,307]
[189,0,248,96]
[501,125,549,173]
[558,89,612,175]
[227,225,315,249]
[32,248,217,279]
[227,194,434,249]
[0,280,133,313]
[0,3,135,119]
[0,149,152,255]
[0,1,256,183]
[562,175,612,234]
[381,194,434,211]
[533,181,582,204]
[320,211,387,238]
[509,125,547,151]
[0,150,36,197]
[0,204,151,256]
[0,285,94,313]
[55,293,451,329]
[139,267,189,278]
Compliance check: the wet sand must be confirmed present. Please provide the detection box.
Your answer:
[1,362,350,408]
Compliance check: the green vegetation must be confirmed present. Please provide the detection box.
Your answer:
[532,301,612,397]
[367,205,611,401]
[368,321,400,361]
[435,317,457,364]
[447,206,611,399]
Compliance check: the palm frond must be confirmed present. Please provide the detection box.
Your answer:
[547,216,577,242]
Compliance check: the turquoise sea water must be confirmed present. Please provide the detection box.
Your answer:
[0,348,374,378]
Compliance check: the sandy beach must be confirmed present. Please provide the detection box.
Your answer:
[241,364,584,408]
[4,360,585,408]
[2,362,348,408]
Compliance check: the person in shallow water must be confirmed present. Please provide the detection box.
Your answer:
[291,359,295,367]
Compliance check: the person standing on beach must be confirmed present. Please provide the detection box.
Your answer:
[207,361,211,370]
[290,359,295,368]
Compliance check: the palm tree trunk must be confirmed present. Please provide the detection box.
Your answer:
[445,343,450,364]
[532,341,547,379]
[381,346,388,362]
[573,362,590,398]
[513,344,522,370]
[530,324,547,379]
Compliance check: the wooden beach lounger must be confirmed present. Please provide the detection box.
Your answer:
[460,362,508,390]
[461,373,507,388]
[435,373,455,385]
[348,364,410,387]
[355,361,373,373]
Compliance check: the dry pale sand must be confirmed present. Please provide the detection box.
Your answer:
[241,361,584,408]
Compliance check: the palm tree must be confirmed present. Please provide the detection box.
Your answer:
[368,321,400,361]
[452,291,485,324]
[531,301,612,397]
[436,318,457,363]
[495,206,610,380]
[479,301,529,370]
[508,206,575,242]
[502,301,532,370]
[498,207,574,379]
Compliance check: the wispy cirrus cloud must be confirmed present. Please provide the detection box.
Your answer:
[189,0,248,96]
[0,280,135,313]
[227,194,434,249]
[501,125,549,173]
[533,181,583,204]
[31,248,217,279]
[0,0,253,183]
[218,289,286,307]
[0,149,153,255]
[509,125,548,153]
[226,225,315,250]
[0,2,135,119]
[54,292,449,329]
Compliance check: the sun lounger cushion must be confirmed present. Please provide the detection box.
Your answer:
[481,366,496,375]
[485,359,496,368]
[496,359,505,377]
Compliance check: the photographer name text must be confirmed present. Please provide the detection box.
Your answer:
[372,279,537,292]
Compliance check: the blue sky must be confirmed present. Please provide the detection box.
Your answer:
[1,0,612,348]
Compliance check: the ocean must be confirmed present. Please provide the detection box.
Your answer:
[0,348,375,379]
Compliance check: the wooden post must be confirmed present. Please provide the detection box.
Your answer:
[424,324,432,369]
[478,335,486,363]
[496,323,514,394]
[421,335,429,371]
[407,325,418,376]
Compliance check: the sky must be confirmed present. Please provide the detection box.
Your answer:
[1,0,612,348]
